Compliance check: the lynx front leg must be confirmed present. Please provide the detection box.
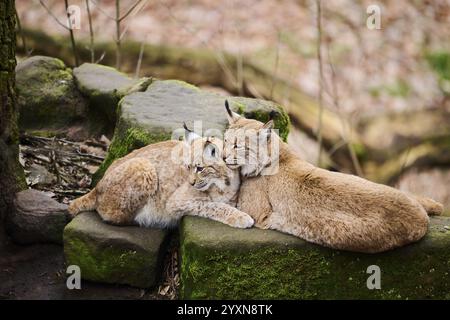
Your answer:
[167,198,254,228]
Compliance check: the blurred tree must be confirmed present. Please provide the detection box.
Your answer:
[0,0,26,238]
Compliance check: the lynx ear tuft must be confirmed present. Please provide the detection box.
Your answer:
[225,100,242,124]
[269,110,278,120]
[184,122,201,144]
[260,120,274,141]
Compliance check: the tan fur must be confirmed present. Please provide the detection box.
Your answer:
[69,137,253,229]
[224,114,443,253]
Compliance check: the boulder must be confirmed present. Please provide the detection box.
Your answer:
[6,189,69,245]
[16,56,87,130]
[63,212,170,288]
[179,216,450,299]
[93,79,290,184]
[73,63,151,125]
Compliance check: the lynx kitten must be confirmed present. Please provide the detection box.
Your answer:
[69,125,254,229]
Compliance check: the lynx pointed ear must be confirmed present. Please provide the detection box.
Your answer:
[204,139,219,160]
[262,119,274,130]
[260,120,274,141]
[225,100,241,124]
[183,122,201,144]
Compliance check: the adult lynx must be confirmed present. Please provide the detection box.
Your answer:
[69,125,254,229]
[223,102,443,253]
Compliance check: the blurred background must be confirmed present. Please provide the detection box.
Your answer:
[14,0,450,213]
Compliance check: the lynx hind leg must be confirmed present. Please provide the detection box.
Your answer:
[256,211,286,230]
[96,157,158,225]
[413,195,443,216]
[68,189,97,218]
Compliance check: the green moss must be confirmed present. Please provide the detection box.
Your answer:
[351,142,368,162]
[13,154,27,190]
[180,240,331,299]
[368,79,410,98]
[228,99,290,142]
[426,50,450,95]
[179,217,450,300]
[92,123,171,185]
[64,230,155,288]
[16,58,87,130]
[426,51,450,81]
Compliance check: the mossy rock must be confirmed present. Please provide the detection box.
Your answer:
[63,212,169,288]
[179,216,450,299]
[92,79,290,185]
[16,55,87,130]
[73,63,152,126]
[358,107,450,163]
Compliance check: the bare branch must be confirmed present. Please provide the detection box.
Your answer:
[95,51,106,64]
[160,0,238,90]
[64,0,79,66]
[39,0,70,30]
[135,41,145,78]
[119,0,143,22]
[315,0,324,167]
[85,0,95,62]
[89,0,116,20]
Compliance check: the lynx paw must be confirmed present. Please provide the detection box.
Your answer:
[228,214,254,229]
[67,203,78,217]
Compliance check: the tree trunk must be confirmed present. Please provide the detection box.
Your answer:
[0,0,25,239]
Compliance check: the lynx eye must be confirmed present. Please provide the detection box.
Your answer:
[196,166,204,172]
